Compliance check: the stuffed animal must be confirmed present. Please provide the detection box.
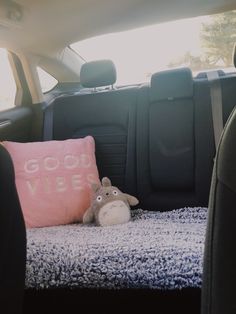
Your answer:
[83,177,139,226]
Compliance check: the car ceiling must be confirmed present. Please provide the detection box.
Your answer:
[0,0,236,57]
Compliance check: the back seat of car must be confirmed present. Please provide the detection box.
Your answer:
[46,61,236,211]
[22,60,236,314]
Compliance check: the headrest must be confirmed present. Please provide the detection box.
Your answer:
[80,60,117,88]
[233,43,236,67]
[150,68,193,102]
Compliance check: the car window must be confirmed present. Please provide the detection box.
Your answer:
[71,10,236,85]
[0,49,17,111]
[37,67,58,93]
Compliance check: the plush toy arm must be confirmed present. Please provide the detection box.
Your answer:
[83,206,94,224]
[124,194,139,206]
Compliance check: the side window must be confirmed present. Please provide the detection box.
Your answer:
[37,67,58,93]
[0,49,16,111]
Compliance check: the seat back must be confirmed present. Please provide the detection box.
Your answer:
[137,68,199,210]
[45,61,236,211]
[0,145,26,314]
[202,104,236,314]
[50,60,138,195]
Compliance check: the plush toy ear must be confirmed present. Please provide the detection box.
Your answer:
[91,182,100,193]
[124,194,139,206]
[102,177,111,187]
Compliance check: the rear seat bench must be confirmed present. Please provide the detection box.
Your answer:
[23,61,236,312]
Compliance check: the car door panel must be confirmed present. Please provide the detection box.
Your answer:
[0,106,33,142]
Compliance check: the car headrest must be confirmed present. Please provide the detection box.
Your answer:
[80,60,117,88]
[150,68,193,102]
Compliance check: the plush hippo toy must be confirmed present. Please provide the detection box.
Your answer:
[83,177,139,226]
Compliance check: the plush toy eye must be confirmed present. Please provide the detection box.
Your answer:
[96,196,103,202]
[112,190,118,196]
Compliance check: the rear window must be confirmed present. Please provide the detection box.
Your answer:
[71,10,236,85]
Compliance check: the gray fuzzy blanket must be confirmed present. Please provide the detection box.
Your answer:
[26,207,207,290]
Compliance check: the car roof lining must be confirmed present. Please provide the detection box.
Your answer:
[0,0,235,57]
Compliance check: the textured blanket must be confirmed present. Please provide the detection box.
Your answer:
[26,207,207,290]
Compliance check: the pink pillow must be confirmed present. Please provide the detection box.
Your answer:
[3,136,100,228]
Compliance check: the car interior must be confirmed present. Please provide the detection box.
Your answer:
[1,1,236,314]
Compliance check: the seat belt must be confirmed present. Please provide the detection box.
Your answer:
[206,70,224,152]
[43,104,53,141]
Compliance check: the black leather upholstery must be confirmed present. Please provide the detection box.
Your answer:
[202,105,236,314]
[46,64,236,211]
[136,70,215,210]
[233,43,236,68]
[0,145,26,314]
[52,87,137,195]
[80,60,117,88]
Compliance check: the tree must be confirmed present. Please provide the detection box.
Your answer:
[168,51,211,71]
[201,11,236,67]
[168,11,236,70]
